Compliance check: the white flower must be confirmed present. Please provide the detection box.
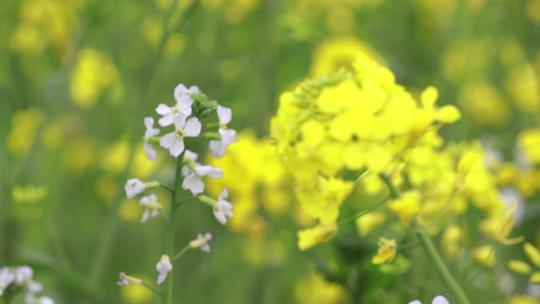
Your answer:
[28,281,43,293]
[125,178,146,199]
[0,267,14,296]
[144,117,160,160]
[160,116,202,157]
[117,272,142,286]
[139,194,161,223]
[213,189,233,225]
[189,233,212,253]
[174,83,199,101]
[38,297,54,304]
[14,266,33,284]
[408,295,449,304]
[156,95,193,128]
[156,255,173,285]
[181,150,222,195]
[209,106,237,158]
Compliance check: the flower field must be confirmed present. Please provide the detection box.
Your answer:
[1,0,540,303]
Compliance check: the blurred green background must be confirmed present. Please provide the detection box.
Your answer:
[1,0,540,303]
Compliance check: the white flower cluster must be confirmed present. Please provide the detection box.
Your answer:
[0,265,54,304]
[409,295,449,304]
[119,83,236,288]
[124,83,236,225]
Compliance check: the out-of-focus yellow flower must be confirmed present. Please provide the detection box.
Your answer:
[527,0,540,23]
[96,177,118,201]
[206,131,292,232]
[509,296,540,304]
[61,137,97,174]
[387,191,421,224]
[119,200,140,223]
[355,211,386,237]
[102,139,131,175]
[473,245,496,267]
[295,271,348,304]
[311,36,383,77]
[121,280,153,303]
[12,185,48,204]
[458,81,509,127]
[70,48,123,108]
[372,237,396,265]
[480,203,523,245]
[298,223,337,251]
[442,225,463,258]
[505,63,540,112]
[442,39,490,82]
[202,0,259,24]
[7,108,44,155]
[518,128,540,165]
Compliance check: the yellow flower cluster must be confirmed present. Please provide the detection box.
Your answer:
[7,108,44,155]
[70,48,123,108]
[271,52,461,250]
[206,132,292,234]
[295,270,348,304]
[9,0,82,57]
[507,243,540,284]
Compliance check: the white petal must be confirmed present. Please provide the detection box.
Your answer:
[174,83,188,100]
[183,150,198,162]
[219,188,228,201]
[217,105,232,125]
[195,165,222,178]
[156,103,171,115]
[209,140,225,157]
[160,133,176,149]
[182,174,205,195]
[220,128,237,145]
[173,114,187,130]
[184,117,202,137]
[144,143,157,160]
[432,296,449,304]
[177,95,193,116]
[159,114,175,127]
[144,117,154,129]
[213,210,227,225]
[170,137,185,157]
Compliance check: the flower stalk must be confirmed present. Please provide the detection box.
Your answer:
[379,173,472,304]
[165,157,182,304]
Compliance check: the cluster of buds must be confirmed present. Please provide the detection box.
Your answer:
[0,265,54,304]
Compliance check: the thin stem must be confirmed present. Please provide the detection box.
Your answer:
[338,195,390,225]
[173,244,191,260]
[175,196,197,207]
[142,281,163,296]
[160,184,174,193]
[165,157,182,304]
[379,173,472,304]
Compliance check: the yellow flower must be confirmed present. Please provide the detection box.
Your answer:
[355,211,386,237]
[298,223,338,251]
[311,36,384,77]
[295,271,348,304]
[372,238,397,265]
[387,191,421,224]
[505,63,540,112]
[442,225,463,258]
[121,282,153,303]
[70,48,123,108]
[509,295,540,304]
[480,203,523,245]
[7,108,44,155]
[473,245,496,268]
[518,128,540,165]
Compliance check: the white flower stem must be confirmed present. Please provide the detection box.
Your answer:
[172,244,191,261]
[165,157,182,304]
[142,281,163,296]
[379,173,472,304]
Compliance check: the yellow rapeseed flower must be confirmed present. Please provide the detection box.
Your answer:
[372,238,397,265]
[298,223,337,251]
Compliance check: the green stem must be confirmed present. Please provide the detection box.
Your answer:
[379,173,472,304]
[165,157,182,304]
[142,281,163,296]
[173,244,191,260]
